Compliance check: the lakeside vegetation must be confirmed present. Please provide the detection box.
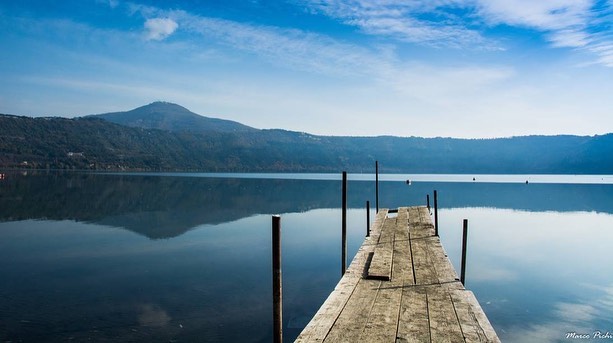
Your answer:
[1,102,612,173]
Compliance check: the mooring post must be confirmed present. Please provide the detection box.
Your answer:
[272,215,282,343]
[426,194,430,211]
[342,171,347,276]
[434,190,439,236]
[461,219,468,286]
[375,161,379,213]
[366,200,370,237]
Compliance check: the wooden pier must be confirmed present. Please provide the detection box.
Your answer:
[295,206,500,343]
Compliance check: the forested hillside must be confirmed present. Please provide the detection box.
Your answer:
[1,110,612,173]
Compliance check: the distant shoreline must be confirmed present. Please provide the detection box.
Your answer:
[2,169,612,185]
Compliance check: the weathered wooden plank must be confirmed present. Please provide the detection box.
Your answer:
[408,207,421,226]
[426,237,460,284]
[364,209,388,246]
[397,207,409,228]
[408,205,431,282]
[450,290,501,343]
[411,237,438,286]
[323,279,382,343]
[417,206,433,225]
[392,215,414,285]
[427,288,465,343]
[397,287,430,343]
[409,207,434,239]
[374,209,390,233]
[367,216,396,280]
[439,281,465,292]
[448,289,487,343]
[358,283,403,342]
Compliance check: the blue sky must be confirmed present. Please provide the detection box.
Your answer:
[1,0,612,138]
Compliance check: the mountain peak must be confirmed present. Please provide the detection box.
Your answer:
[87,102,256,133]
[141,101,190,112]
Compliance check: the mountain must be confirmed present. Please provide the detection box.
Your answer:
[1,104,612,173]
[87,101,256,133]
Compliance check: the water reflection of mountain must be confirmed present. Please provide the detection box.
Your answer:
[0,172,341,238]
[1,171,611,238]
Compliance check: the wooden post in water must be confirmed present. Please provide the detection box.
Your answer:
[434,190,439,236]
[342,171,347,276]
[375,161,379,213]
[272,215,282,343]
[426,194,430,211]
[461,219,468,286]
[366,200,370,237]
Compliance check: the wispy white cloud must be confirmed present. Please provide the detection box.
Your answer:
[127,4,514,110]
[299,0,613,66]
[474,0,597,52]
[548,29,591,48]
[387,63,515,110]
[20,76,197,101]
[474,0,613,64]
[129,4,394,78]
[589,40,613,66]
[144,17,178,41]
[298,0,493,48]
[475,0,592,31]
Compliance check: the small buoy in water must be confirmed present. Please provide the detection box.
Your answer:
[525,180,529,184]
[473,177,476,181]
[406,180,411,185]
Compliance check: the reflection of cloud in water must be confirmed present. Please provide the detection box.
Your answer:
[583,282,613,309]
[554,303,596,323]
[470,264,518,282]
[603,285,613,308]
[137,303,171,327]
[503,285,613,343]
[504,303,595,343]
[505,322,568,343]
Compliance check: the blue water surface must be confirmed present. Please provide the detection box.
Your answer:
[0,171,612,342]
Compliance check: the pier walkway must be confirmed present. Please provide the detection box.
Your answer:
[295,206,500,343]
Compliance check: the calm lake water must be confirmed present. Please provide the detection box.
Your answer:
[1,171,612,342]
